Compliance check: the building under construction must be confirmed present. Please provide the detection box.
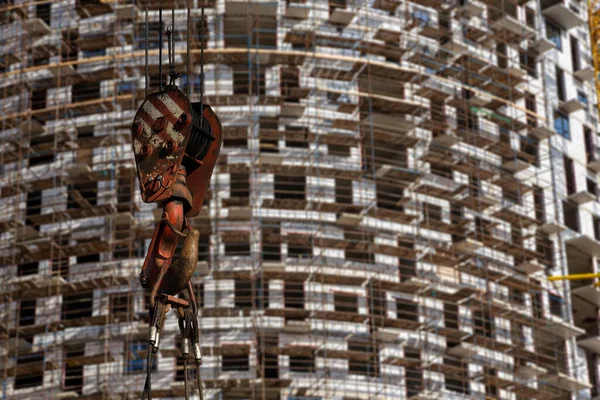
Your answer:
[1,0,600,398]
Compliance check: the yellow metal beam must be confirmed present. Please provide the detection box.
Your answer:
[548,273,600,281]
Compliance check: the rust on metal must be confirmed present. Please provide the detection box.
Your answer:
[131,88,193,203]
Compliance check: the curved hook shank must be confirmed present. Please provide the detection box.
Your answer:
[139,199,185,290]
[159,228,200,296]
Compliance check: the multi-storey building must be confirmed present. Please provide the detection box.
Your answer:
[1,0,600,399]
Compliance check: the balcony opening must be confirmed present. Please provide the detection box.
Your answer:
[225,137,248,149]
[64,344,84,394]
[197,233,210,262]
[594,217,600,241]
[513,289,526,306]
[233,65,266,96]
[473,308,493,338]
[113,239,141,260]
[404,347,420,364]
[255,276,269,309]
[286,138,308,149]
[110,292,132,318]
[284,281,304,309]
[234,278,268,310]
[405,367,423,397]
[368,285,385,318]
[25,190,42,226]
[521,136,539,166]
[439,10,451,29]
[230,172,250,204]
[281,67,300,102]
[446,358,469,394]
[145,74,165,90]
[15,353,44,389]
[563,200,579,232]
[348,339,379,377]
[537,231,554,267]
[18,262,39,276]
[549,294,564,318]
[484,368,497,397]
[445,302,459,330]
[224,237,251,257]
[566,241,594,291]
[570,35,581,71]
[423,203,443,223]
[496,43,507,68]
[36,2,51,26]
[335,178,353,204]
[556,66,566,101]
[72,81,101,103]
[534,186,546,222]
[532,292,544,319]
[526,7,536,28]
[345,230,374,264]
[62,291,93,321]
[62,30,79,64]
[585,127,596,162]
[588,179,598,198]
[511,225,523,247]
[117,178,132,211]
[52,237,70,279]
[400,256,417,282]
[138,22,163,50]
[29,134,55,167]
[376,183,404,211]
[334,292,358,313]
[431,162,452,179]
[31,88,47,111]
[503,185,521,204]
[499,127,511,144]
[564,156,576,195]
[234,279,252,310]
[258,333,279,378]
[76,252,99,264]
[262,223,281,261]
[224,13,276,49]
[364,141,407,171]
[290,355,315,373]
[519,51,537,78]
[396,298,418,321]
[525,92,537,128]
[19,299,36,327]
[456,111,478,132]
[222,352,250,371]
[274,175,305,200]
[288,242,311,259]
[68,181,97,209]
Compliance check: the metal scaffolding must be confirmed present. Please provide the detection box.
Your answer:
[0,0,599,399]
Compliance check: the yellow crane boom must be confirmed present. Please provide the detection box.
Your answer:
[548,272,600,281]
